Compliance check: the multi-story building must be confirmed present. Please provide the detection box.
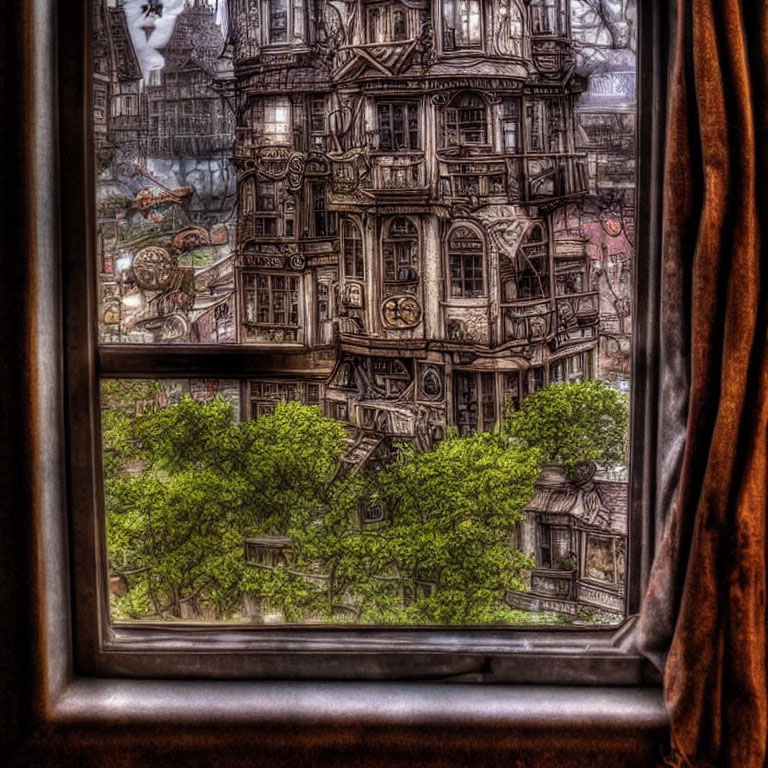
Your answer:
[227,0,599,460]
[145,0,235,158]
[575,68,635,388]
[93,0,145,165]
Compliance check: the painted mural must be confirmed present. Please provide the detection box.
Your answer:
[96,0,636,625]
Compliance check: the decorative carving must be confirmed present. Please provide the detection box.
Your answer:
[381,296,422,329]
[132,246,177,290]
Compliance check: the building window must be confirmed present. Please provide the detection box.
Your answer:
[269,0,289,43]
[442,0,482,50]
[530,0,567,36]
[244,274,299,326]
[583,534,625,587]
[376,103,420,151]
[442,94,488,147]
[242,180,279,238]
[447,225,485,298]
[311,182,337,237]
[502,99,522,153]
[504,224,550,300]
[263,97,292,144]
[342,220,364,278]
[393,9,407,40]
[454,371,496,434]
[382,217,418,283]
[308,95,326,148]
[538,524,573,570]
[249,380,302,417]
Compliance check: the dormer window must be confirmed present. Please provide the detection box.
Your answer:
[442,0,482,51]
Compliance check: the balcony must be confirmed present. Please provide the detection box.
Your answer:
[531,38,574,79]
[556,291,599,327]
[530,568,577,600]
[235,129,296,159]
[501,300,554,344]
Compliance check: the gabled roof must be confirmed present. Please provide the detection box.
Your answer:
[525,465,628,535]
[159,4,231,76]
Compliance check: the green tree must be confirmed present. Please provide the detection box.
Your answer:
[505,380,628,476]
[103,388,349,620]
[366,432,542,624]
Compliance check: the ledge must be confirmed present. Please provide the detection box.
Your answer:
[25,679,668,767]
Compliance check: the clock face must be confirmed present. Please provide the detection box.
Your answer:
[381,296,422,329]
[132,246,176,291]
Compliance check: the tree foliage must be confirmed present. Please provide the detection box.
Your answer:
[103,379,628,624]
[505,380,628,476]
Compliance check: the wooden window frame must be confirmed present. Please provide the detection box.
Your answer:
[0,0,675,762]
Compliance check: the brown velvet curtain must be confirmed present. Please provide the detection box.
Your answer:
[636,0,768,766]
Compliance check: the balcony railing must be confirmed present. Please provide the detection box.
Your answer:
[556,291,599,328]
[530,568,576,600]
[501,300,554,344]
[371,157,427,190]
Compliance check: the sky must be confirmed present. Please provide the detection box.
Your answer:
[122,0,223,78]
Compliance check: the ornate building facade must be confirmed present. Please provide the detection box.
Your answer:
[93,0,145,165]
[227,0,599,457]
[145,0,235,158]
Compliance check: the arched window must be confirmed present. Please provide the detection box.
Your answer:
[442,0,482,50]
[442,94,488,147]
[383,217,419,283]
[342,220,364,279]
[448,225,485,298]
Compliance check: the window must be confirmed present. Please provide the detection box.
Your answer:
[447,225,485,297]
[538,524,573,570]
[454,371,497,434]
[442,0,482,50]
[502,99,522,153]
[14,0,677,759]
[505,224,550,300]
[342,220,364,278]
[263,97,292,144]
[376,102,420,151]
[244,274,300,326]
[382,217,418,283]
[442,94,488,147]
[311,182,337,236]
[242,180,279,238]
[530,0,567,36]
[269,0,289,43]
[308,94,326,148]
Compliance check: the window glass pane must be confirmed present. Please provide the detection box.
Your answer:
[95,0,235,344]
[96,0,636,627]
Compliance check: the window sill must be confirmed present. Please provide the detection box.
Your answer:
[31,679,667,766]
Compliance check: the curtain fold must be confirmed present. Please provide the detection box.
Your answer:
[636,0,768,766]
